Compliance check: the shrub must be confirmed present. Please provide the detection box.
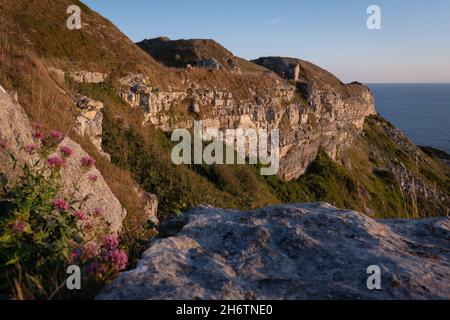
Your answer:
[0,130,127,299]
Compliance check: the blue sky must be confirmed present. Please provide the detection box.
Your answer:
[82,0,450,83]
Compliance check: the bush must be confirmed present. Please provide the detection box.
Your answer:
[0,126,127,299]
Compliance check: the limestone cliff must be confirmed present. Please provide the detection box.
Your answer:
[117,56,376,180]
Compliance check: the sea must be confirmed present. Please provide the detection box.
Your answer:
[368,84,450,154]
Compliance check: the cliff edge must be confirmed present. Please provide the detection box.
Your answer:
[98,203,450,300]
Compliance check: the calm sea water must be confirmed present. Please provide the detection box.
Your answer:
[368,84,450,154]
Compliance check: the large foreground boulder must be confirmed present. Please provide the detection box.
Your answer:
[98,203,450,300]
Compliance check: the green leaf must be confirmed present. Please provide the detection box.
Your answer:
[5,256,19,266]
[0,174,7,187]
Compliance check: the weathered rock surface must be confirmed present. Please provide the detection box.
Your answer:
[75,95,110,160]
[0,85,125,235]
[0,85,39,174]
[197,57,222,70]
[70,71,108,84]
[98,203,450,300]
[56,138,126,234]
[118,61,376,179]
[252,57,301,81]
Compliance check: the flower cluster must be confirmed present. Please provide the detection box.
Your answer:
[81,156,96,168]
[25,144,37,155]
[0,128,127,299]
[74,210,87,221]
[60,146,73,158]
[0,139,8,151]
[47,156,65,168]
[11,220,28,234]
[71,235,128,281]
[53,198,69,211]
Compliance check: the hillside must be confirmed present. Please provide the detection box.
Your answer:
[0,0,448,218]
[137,37,266,73]
[0,0,449,300]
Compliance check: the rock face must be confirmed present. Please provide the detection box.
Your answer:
[56,138,126,234]
[0,85,125,235]
[0,85,40,176]
[97,203,450,300]
[197,57,222,70]
[252,57,301,81]
[70,71,108,84]
[75,95,110,160]
[118,59,376,179]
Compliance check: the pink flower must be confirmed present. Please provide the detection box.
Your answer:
[81,242,98,259]
[93,208,103,217]
[102,235,119,250]
[83,219,93,232]
[50,130,64,141]
[53,198,69,211]
[81,156,96,168]
[47,156,65,168]
[88,174,98,183]
[85,261,107,277]
[24,144,37,155]
[0,139,8,151]
[32,130,45,140]
[70,251,79,263]
[74,210,87,221]
[60,146,73,157]
[104,248,128,271]
[32,122,43,130]
[12,221,27,234]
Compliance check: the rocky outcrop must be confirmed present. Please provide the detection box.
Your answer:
[252,57,301,81]
[56,138,126,234]
[70,71,108,84]
[197,57,222,70]
[98,203,450,300]
[75,95,110,160]
[136,188,159,226]
[0,85,40,176]
[118,65,376,179]
[0,85,125,235]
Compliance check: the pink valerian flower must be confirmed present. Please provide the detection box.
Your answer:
[53,198,69,211]
[85,261,108,278]
[32,130,45,140]
[0,139,8,151]
[83,219,94,232]
[102,235,119,250]
[80,242,98,260]
[12,220,27,234]
[70,250,80,263]
[93,208,103,217]
[50,130,64,141]
[81,156,96,168]
[24,144,37,155]
[103,248,128,272]
[59,146,73,158]
[47,156,65,168]
[32,122,43,130]
[88,174,98,183]
[74,210,87,221]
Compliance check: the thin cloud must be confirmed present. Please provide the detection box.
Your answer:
[266,18,285,25]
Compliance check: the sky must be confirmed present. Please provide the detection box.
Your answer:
[82,0,450,83]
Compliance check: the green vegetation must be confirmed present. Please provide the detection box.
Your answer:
[70,79,447,220]
[0,136,127,300]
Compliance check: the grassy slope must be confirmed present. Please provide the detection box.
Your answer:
[264,115,449,218]
[0,0,448,225]
[137,37,267,73]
